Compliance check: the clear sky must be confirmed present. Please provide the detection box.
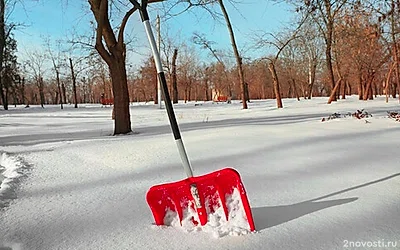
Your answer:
[10,0,294,68]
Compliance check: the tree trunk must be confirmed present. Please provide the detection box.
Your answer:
[268,62,283,108]
[204,78,209,101]
[62,83,66,105]
[358,71,363,100]
[341,80,347,99]
[21,77,25,106]
[89,0,133,135]
[307,59,317,99]
[326,22,336,102]
[244,82,250,102]
[292,79,300,101]
[347,81,351,95]
[363,73,375,100]
[69,58,78,108]
[327,78,342,104]
[386,62,396,102]
[369,83,374,100]
[39,77,45,108]
[172,48,178,104]
[56,70,63,109]
[217,0,247,109]
[390,0,400,101]
[0,0,6,110]
[109,56,131,135]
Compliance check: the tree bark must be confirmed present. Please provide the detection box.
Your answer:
[69,58,78,108]
[62,83,66,105]
[21,77,25,106]
[341,80,347,99]
[171,48,178,103]
[0,0,6,110]
[390,0,400,101]
[357,71,363,100]
[56,67,63,109]
[39,77,45,108]
[327,77,342,104]
[386,62,396,102]
[217,0,247,109]
[307,58,317,99]
[363,73,375,100]
[109,53,131,134]
[291,79,300,101]
[323,0,337,102]
[268,62,283,108]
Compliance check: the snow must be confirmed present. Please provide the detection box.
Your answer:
[163,188,251,238]
[1,96,400,250]
[0,153,29,208]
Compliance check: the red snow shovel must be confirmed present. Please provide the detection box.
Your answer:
[131,0,255,232]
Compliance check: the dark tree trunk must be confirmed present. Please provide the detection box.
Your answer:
[292,78,300,101]
[172,48,178,104]
[244,82,250,102]
[307,60,317,99]
[0,0,6,110]
[363,73,375,100]
[62,83,66,105]
[39,77,45,108]
[268,62,283,108]
[341,80,347,99]
[154,58,158,104]
[204,78,209,101]
[390,0,400,101]
[324,1,337,103]
[368,83,374,100]
[69,58,78,108]
[109,55,131,134]
[358,72,363,100]
[56,70,63,109]
[326,29,336,102]
[21,77,25,105]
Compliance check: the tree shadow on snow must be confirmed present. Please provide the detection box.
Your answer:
[252,172,400,231]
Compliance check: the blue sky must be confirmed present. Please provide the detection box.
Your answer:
[11,0,294,67]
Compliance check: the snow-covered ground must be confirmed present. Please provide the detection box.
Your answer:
[1,96,400,250]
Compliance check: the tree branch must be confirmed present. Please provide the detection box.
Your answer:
[118,7,136,47]
[89,0,112,65]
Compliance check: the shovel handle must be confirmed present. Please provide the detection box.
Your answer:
[139,4,194,178]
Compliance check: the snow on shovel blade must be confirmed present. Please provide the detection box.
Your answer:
[146,168,255,232]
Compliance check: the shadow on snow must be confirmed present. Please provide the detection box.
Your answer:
[252,173,400,231]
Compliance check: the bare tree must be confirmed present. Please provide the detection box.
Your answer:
[192,32,232,99]
[0,0,18,110]
[88,0,133,134]
[24,50,48,108]
[216,0,247,108]
[46,39,66,109]
[291,0,351,102]
[255,15,308,108]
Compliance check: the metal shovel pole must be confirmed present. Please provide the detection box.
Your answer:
[130,0,194,179]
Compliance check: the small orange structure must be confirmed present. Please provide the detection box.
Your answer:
[100,94,114,106]
[212,89,228,102]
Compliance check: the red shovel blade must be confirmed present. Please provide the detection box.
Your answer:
[146,168,255,232]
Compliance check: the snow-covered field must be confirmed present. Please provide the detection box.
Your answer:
[1,96,400,250]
